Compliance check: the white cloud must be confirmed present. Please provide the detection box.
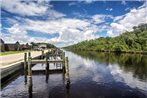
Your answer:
[107,5,147,37]
[47,10,66,19]
[121,0,126,5]
[125,7,130,11]
[92,15,105,24]
[106,8,113,11]
[26,18,100,46]
[113,15,125,22]
[1,0,49,16]
[92,14,114,24]
[24,18,92,34]
[107,23,127,36]
[1,23,54,44]
[68,2,77,6]
[83,0,96,4]
[1,0,65,18]
[8,24,26,35]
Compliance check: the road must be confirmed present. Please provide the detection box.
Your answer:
[0,50,48,68]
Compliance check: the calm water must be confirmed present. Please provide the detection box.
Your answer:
[1,50,147,98]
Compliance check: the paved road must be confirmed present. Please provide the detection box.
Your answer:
[0,50,48,68]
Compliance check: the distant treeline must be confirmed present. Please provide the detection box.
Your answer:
[64,23,147,54]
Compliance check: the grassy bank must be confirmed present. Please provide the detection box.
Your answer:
[0,50,31,56]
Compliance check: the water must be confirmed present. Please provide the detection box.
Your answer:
[1,51,147,98]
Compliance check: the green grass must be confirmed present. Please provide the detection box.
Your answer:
[0,50,31,56]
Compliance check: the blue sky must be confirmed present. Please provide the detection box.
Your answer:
[1,0,147,47]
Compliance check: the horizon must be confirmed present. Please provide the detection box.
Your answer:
[1,0,147,47]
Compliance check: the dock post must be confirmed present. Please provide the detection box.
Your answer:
[51,49,53,60]
[24,53,27,84]
[65,57,70,89]
[28,77,32,98]
[41,50,44,59]
[45,53,49,83]
[28,52,32,77]
[45,53,49,73]
[48,49,51,60]
[28,52,33,98]
[62,52,65,73]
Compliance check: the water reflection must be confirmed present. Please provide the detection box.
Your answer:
[24,66,27,85]
[28,77,33,98]
[68,51,147,93]
[71,51,147,81]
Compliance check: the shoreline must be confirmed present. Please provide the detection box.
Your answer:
[64,49,147,55]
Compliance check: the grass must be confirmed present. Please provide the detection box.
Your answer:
[0,50,31,56]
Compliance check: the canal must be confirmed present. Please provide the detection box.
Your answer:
[1,50,147,98]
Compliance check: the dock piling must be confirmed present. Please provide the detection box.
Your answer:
[65,57,70,89]
[62,52,65,73]
[28,52,32,77]
[28,77,33,98]
[45,53,49,73]
[41,50,44,59]
[24,53,27,84]
[28,52,33,98]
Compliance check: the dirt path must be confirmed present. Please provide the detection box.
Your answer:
[0,50,48,68]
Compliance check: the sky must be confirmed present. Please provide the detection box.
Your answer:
[1,0,147,47]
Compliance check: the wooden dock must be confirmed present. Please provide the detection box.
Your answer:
[23,49,70,90]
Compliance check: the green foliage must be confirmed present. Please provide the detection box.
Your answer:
[0,50,30,56]
[64,23,147,53]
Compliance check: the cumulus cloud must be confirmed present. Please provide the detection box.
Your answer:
[125,7,130,11]
[92,14,114,24]
[47,10,66,19]
[1,0,49,16]
[107,5,147,36]
[1,0,65,18]
[1,23,55,44]
[113,15,125,22]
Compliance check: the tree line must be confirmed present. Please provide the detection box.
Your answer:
[64,23,147,53]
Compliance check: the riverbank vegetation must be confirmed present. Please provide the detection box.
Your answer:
[64,23,147,53]
[0,50,30,56]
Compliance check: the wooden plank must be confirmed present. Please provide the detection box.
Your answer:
[31,59,64,64]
